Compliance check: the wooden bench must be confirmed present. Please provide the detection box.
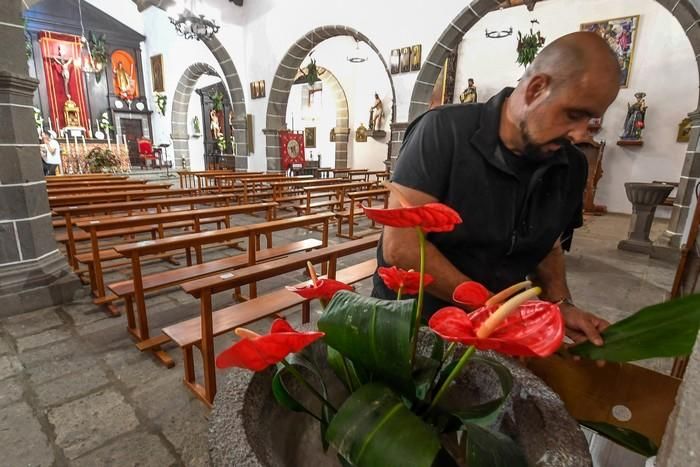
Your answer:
[170,234,380,405]
[74,202,276,308]
[46,174,128,182]
[292,181,376,217]
[45,178,147,188]
[47,183,172,195]
[49,188,196,208]
[53,193,237,269]
[336,188,389,238]
[109,212,334,366]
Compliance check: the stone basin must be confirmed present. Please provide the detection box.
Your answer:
[619,182,675,254]
[624,182,674,206]
[209,330,592,467]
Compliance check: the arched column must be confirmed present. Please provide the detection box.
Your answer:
[264,25,396,171]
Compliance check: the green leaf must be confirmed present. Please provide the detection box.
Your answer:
[318,291,415,393]
[413,355,441,402]
[451,357,513,427]
[462,422,527,467]
[580,421,658,457]
[326,383,442,467]
[327,346,366,392]
[570,294,700,362]
[272,351,331,450]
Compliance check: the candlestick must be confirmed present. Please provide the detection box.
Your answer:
[73,135,79,157]
[81,136,87,153]
[106,131,112,150]
[65,134,70,155]
[122,135,127,146]
[116,133,120,154]
[87,121,93,139]
[47,118,52,132]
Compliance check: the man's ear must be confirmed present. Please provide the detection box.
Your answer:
[524,74,551,105]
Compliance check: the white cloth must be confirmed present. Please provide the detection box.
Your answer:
[42,139,61,165]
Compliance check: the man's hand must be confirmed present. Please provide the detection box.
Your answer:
[560,304,609,346]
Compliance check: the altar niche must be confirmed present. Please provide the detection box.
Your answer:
[197,82,236,170]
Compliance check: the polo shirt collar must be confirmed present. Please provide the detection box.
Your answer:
[470,87,569,174]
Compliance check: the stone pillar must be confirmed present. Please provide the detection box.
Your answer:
[333,127,350,169]
[652,109,700,261]
[0,0,82,317]
[389,121,409,173]
[230,117,248,170]
[263,128,282,171]
[170,133,189,170]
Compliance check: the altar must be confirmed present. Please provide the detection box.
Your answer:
[58,140,130,174]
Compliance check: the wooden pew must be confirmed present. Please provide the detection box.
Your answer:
[53,193,237,269]
[47,183,172,195]
[293,181,376,217]
[46,174,127,182]
[267,178,347,211]
[74,202,277,308]
[48,188,196,208]
[109,212,334,366]
[336,188,389,238]
[45,178,147,188]
[168,234,380,405]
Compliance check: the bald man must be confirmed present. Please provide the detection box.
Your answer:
[373,32,621,347]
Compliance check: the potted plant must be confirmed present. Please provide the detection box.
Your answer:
[85,146,119,173]
[210,91,225,112]
[155,92,167,116]
[88,31,107,82]
[516,20,546,68]
[213,184,700,466]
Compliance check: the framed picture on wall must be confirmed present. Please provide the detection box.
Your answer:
[390,49,400,74]
[150,54,164,93]
[411,44,422,71]
[250,80,266,99]
[304,127,316,148]
[580,15,640,87]
[400,46,411,73]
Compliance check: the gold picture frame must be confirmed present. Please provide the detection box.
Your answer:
[304,127,316,148]
[150,54,165,93]
[411,44,422,71]
[580,15,640,88]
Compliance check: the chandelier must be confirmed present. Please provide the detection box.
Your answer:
[168,1,220,41]
[347,39,367,64]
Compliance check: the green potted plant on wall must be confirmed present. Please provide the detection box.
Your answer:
[516,20,546,68]
[210,91,225,112]
[88,31,107,82]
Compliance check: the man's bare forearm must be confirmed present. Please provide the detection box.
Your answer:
[531,240,571,302]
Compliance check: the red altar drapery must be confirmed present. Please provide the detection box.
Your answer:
[38,31,90,130]
[279,131,305,170]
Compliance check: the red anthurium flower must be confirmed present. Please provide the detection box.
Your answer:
[453,281,492,308]
[377,266,434,295]
[362,203,462,233]
[216,319,325,371]
[285,279,353,301]
[428,301,564,357]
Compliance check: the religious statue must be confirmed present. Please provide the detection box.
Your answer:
[53,47,73,98]
[621,92,647,141]
[459,78,478,104]
[210,109,222,140]
[113,61,134,99]
[369,93,384,131]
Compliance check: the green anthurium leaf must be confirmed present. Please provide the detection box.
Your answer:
[430,332,445,362]
[413,355,441,402]
[570,294,700,362]
[580,421,658,457]
[327,346,366,393]
[272,351,331,450]
[326,383,442,467]
[318,291,415,394]
[451,357,513,427]
[462,422,527,467]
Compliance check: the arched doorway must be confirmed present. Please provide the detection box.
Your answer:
[407,0,700,255]
[264,26,397,171]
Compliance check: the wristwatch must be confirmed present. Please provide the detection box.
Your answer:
[556,297,575,308]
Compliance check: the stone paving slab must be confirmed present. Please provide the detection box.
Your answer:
[16,327,73,352]
[2,307,63,338]
[0,376,23,408]
[0,401,55,466]
[71,430,177,467]
[34,365,110,407]
[0,354,23,380]
[48,389,141,459]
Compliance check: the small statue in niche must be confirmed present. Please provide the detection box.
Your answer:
[621,92,647,141]
[113,61,135,99]
[459,78,478,104]
[210,109,222,140]
[369,93,384,131]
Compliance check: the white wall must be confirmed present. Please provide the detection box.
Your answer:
[453,0,698,215]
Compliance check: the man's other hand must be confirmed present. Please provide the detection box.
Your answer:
[560,304,609,346]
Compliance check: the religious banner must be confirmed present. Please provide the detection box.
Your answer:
[38,31,90,131]
[279,130,305,170]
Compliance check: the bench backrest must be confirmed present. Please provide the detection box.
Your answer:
[347,188,389,199]
[269,178,345,189]
[47,183,171,194]
[303,181,374,193]
[183,233,380,297]
[113,212,334,256]
[48,188,196,207]
[75,202,276,232]
[52,193,237,217]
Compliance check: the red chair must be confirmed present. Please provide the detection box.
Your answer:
[137,138,159,169]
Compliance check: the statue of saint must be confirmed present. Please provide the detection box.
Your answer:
[459,78,478,104]
[370,93,384,131]
[210,109,222,140]
[113,61,134,98]
[53,48,73,98]
[621,92,647,140]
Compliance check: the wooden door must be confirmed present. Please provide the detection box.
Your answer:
[120,118,144,166]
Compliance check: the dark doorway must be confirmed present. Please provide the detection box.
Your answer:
[120,118,144,167]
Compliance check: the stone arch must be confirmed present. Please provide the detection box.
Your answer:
[407,0,700,255]
[170,62,223,169]
[264,25,397,171]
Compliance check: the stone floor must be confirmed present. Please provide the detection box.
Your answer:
[0,211,677,466]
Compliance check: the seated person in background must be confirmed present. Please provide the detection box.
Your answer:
[40,130,61,176]
[373,32,621,347]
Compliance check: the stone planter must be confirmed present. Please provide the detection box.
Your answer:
[209,329,591,467]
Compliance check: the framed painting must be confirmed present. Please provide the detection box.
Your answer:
[580,15,640,87]
[150,54,164,93]
[390,48,400,74]
[304,127,316,148]
[411,44,422,71]
[400,46,411,73]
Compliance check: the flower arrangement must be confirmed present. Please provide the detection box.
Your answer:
[155,92,167,116]
[215,133,227,153]
[217,183,700,466]
[99,112,113,132]
[33,107,44,135]
[85,147,119,173]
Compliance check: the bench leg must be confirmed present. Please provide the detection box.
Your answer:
[302,301,310,324]
[87,264,97,295]
[125,296,137,334]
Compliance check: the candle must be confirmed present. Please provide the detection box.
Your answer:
[73,135,79,156]
[47,118,52,132]
[116,133,120,153]
[87,121,93,139]
[65,134,70,154]
[106,130,111,150]
[81,136,87,153]
[122,135,127,146]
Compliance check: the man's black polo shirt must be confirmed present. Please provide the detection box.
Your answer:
[371,87,587,315]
